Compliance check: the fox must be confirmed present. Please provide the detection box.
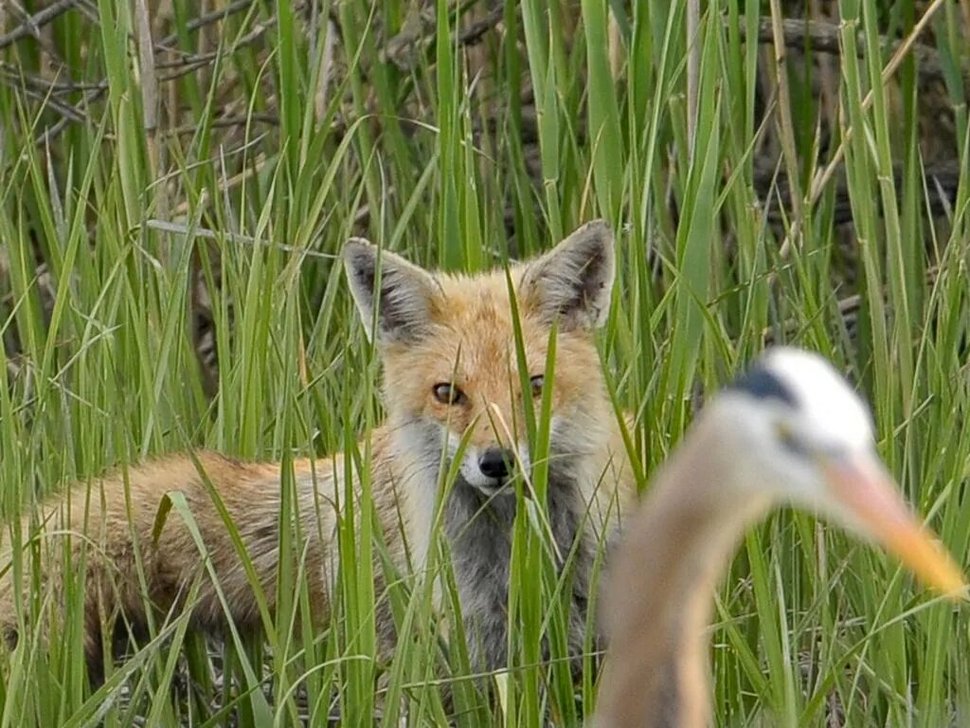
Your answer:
[0,220,637,680]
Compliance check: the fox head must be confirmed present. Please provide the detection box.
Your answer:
[343,221,616,496]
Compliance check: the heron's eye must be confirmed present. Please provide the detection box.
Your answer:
[529,375,544,398]
[774,421,807,456]
[432,382,466,405]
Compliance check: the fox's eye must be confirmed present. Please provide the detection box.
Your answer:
[433,382,466,405]
[529,375,544,398]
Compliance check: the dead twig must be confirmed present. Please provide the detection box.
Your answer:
[133,0,159,177]
[154,0,261,51]
[165,113,279,136]
[457,4,504,47]
[145,219,339,260]
[0,0,79,51]
[735,15,966,88]
[385,1,508,72]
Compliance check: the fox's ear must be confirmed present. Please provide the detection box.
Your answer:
[343,239,440,344]
[519,219,615,331]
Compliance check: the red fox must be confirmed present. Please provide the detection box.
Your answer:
[0,220,637,678]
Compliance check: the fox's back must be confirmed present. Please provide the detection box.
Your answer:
[0,453,339,657]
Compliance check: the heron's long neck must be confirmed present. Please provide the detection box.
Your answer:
[595,419,770,728]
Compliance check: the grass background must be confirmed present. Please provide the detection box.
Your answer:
[1,0,969,725]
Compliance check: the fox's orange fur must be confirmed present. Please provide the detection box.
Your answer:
[0,220,637,676]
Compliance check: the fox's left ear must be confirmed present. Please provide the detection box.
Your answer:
[519,219,616,331]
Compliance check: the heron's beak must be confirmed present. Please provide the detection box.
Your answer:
[822,453,967,599]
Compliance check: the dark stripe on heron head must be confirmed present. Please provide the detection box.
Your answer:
[727,363,798,407]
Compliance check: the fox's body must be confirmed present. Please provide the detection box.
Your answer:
[0,221,636,675]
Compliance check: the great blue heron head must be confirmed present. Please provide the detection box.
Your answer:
[710,347,965,598]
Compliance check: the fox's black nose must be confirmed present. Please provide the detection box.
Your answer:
[478,448,515,481]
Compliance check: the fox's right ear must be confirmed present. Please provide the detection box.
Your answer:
[519,219,616,331]
[343,239,440,344]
